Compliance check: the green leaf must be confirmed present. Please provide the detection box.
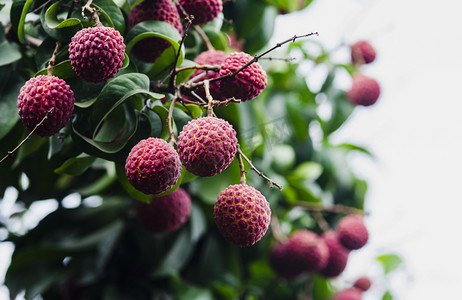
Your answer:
[0,33,21,66]
[115,163,152,203]
[319,89,355,136]
[382,290,393,300]
[93,0,126,35]
[190,202,207,243]
[311,275,335,300]
[54,154,97,176]
[35,59,76,78]
[289,161,323,182]
[0,68,23,139]
[376,254,403,274]
[14,0,34,43]
[41,1,87,42]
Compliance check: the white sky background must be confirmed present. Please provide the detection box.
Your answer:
[273,0,462,298]
[1,0,462,299]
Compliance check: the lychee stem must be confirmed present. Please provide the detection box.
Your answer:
[194,25,214,51]
[46,41,61,76]
[294,201,366,216]
[312,211,330,232]
[203,80,214,116]
[82,0,102,27]
[0,108,55,164]
[237,147,283,190]
[167,95,178,145]
[237,145,246,185]
[176,64,220,74]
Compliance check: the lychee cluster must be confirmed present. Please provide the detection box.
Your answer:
[331,276,372,300]
[347,40,380,106]
[270,230,329,279]
[177,116,237,177]
[136,187,191,234]
[17,75,75,137]
[128,0,183,63]
[178,0,223,25]
[69,26,125,83]
[125,137,182,195]
[214,184,271,247]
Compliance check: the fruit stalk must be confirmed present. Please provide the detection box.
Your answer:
[46,41,61,76]
[81,0,102,26]
[237,147,282,190]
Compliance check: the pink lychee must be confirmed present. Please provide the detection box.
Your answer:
[135,187,191,234]
[346,74,380,106]
[351,40,376,65]
[125,138,182,195]
[178,0,223,25]
[177,117,237,177]
[318,231,350,278]
[219,52,267,101]
[128,0,183,63]
[17,75,75,137]
[214,184,271,247]
[353,276,372,292]
[336,215,369,250]
[332,287,363,300]
[69,26,125,83]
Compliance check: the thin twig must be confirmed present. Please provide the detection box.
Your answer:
[294,201,366,216]
[203,80,215,116]
[82,0,102,26]
[237,145,246,185]
[312,211,330,232]
[47,41,61,76]
[194,25,214,51]
[32,0,52,14]
[176,64,220,74]
[237,146,283,190]
[167,96,178,145]
[0,108,55,164]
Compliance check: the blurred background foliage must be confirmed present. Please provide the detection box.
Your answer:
[0,0,400,299]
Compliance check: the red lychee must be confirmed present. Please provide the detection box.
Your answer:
[178,0,223,25]
[270,230,329,279]
[177,117,237,177]
[125,138,182,195]
[219,52,267,101]
[214,184,271,247]
[346,74,380,106]
[135,187,191,234]
[351,40,376,65]
[318,231,350,278]
[186,50,227,100]
[128,0,183,63]
[336,215,369,250]
[332,287,363,300]
[69,26,125,83]
[353,276,372,292]
[17,75,75,137]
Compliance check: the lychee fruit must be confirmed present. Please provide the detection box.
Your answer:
[214,184,271,247]
[178,0,223,25]
[186,50,227,100]
[351,40,376,65]
[135,187,192,234]
[17,75,75,137]
[69,26,125,83]
[128,0,183,63]
[336,215,369,250]
[353,276,372,292]
[332,288,363,300]
[177,117,237,177]
[270,230,329,279]
[125,137,182,195]
[318,231,350,278]
[346,74,380,106]
[219,52,267,101]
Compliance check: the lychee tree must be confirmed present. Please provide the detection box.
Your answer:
[0,0,401,299]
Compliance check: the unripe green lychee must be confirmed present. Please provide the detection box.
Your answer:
[69,26,125,83]
[351,40,376,65]
[346,74,380,106]
[128,0,183,63]
[219,52,267,101]
[336,215,369,250]
[187,50,227,100]
[17,75,75,137]
[270,230,329,279]
[135,187,191,234]
[353,276,372,292]
[332,288,363,300]
[178,0,223,25]
[177,117,237,177]
[125,138,182,195]
[214,184,271,247]
[318,231,350,278]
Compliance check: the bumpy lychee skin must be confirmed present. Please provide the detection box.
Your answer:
[187,50,227,100]
[177,117,237,177]
[128,0,183,63]
[17,75,75,137]
[318,231,350,278]
[125,138,182,195]
[346,74,380,106]
[351,40,376,65]
[353,276,372,292]
[337,215,369,250]
[178,0,223,25]
[219,52,267,101]
[332,288,363,300]
[214,184,271,247]
[135,187,192,234]
[270,230,329,279]
[69,26,125,83]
